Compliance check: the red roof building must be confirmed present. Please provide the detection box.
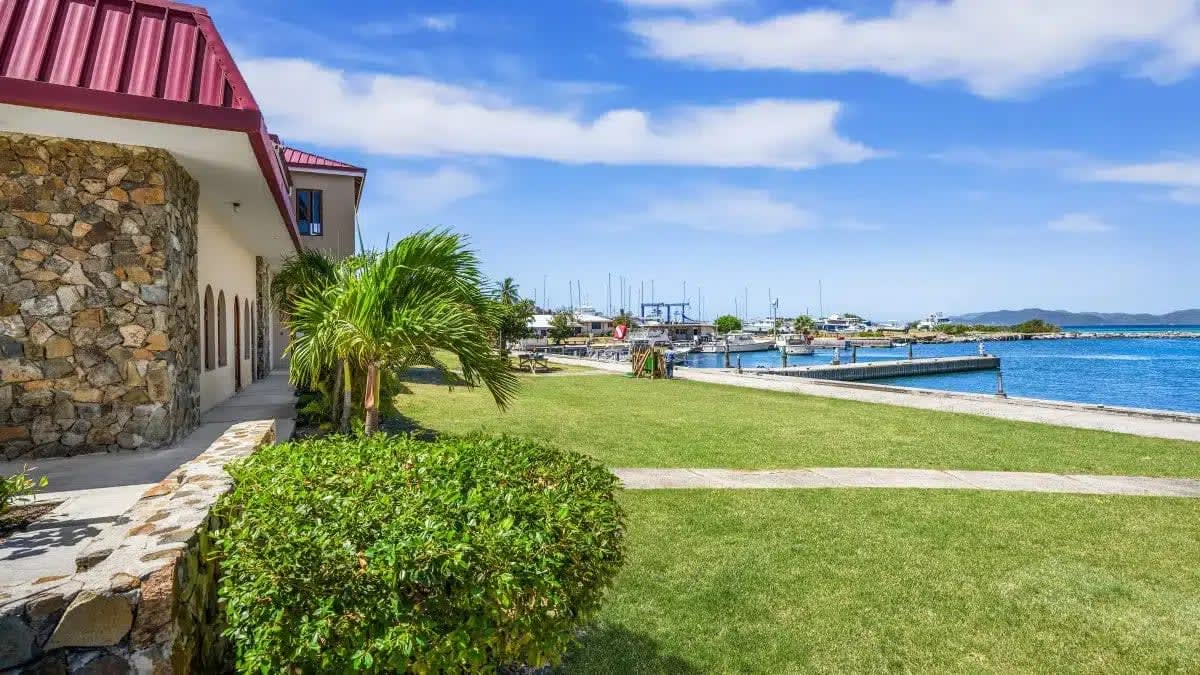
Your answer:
[0,0,296,245]
[0,0,371,459]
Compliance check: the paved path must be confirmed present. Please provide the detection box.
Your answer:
[613,467,1200,497]
[546,356,1200,442]
[1,371,295,589]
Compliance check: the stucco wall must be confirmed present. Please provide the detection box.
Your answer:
[196,205,256,413]
[291,170,357,259]
[0,133,200,459]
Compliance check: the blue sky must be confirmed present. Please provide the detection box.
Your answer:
[209,0,1200,321]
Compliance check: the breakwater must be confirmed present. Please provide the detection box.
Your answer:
[757,355,1000,382]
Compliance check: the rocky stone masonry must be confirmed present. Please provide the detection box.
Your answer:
[0,419,276,673]
[0,133,201,459]
[254,256,271,382]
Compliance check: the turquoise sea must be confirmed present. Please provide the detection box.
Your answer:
[681,326,1200,414]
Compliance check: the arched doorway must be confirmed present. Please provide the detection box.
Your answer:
[234,296,243,391]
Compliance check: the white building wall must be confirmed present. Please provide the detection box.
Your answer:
[196,204,258,413]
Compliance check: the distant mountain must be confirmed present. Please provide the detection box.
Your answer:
[951,308,1200,326]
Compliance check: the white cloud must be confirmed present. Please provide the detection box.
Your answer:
[1082,160,1200,188]
[628,0,1200,98]
[932,147,1093,172]
[1047,213,1114,233]
[621,0,738,10]
[244,58,874,170]
[1168,188,1200,204]
[375,167,487,213]
[633,187,814,234]
[419,14,458,32]
[355,14,458,37]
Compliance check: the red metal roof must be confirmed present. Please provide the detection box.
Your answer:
[281,146,365,173]
[0,0,258,110]
[0,0,299,249]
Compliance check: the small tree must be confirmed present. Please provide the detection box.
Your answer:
[611,310,633,329]
[714,314,743,334]
[1013,319,1060,334]
[548,311,576,344]
[493,278,533,357]
[496,299,535,356]
[792,314,815,334]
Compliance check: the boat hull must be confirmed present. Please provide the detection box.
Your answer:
[697,341,775,353]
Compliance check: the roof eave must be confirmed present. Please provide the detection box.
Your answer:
[0,76,300,252]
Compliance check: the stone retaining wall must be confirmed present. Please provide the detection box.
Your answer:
[0,133,201,459]
[0,419,275,673]
[254,257,271,381]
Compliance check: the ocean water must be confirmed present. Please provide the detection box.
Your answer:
[1062,324,1200,334]
[681,331,1200,413]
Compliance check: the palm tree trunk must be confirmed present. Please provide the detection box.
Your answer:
[363,363,380,435]
[331,357,343,425]
[339,359,353,434]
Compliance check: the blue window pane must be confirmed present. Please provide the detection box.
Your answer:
[296,189,323,236]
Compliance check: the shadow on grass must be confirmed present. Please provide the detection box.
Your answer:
[380,413,441,442]
[559,623,701,674]
[401,366,470,387]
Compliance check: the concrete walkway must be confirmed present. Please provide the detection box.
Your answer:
[1,370,294,590]
[546,356,1200,442]
[613,467,1200,497]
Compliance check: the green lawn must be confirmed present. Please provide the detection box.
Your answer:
[398,372,1200,477]
[562,489,1200,673]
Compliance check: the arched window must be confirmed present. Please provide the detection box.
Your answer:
[217,291,227,367]
[203,286,215,371]
[244,303,252,359]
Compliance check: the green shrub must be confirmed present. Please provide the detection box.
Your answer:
[1,466,46,514]
[215,434,625,672]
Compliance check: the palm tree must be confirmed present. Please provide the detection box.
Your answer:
[287,230,518,434]
[497,277,520,305]
[793,314,816,335]
[272,250,352,430]
[494,277,522,355]
[271,249,338,316]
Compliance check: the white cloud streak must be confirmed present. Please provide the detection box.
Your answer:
[355,14,458,38]
[633,187,814,234]
[1047,213,1114,233]
[1082,160,1200,188]
[629,0,1200,98]
[1168,188,1200,204]
[620,0,738,10]
[244,58,875,169]
[373,167,487,213]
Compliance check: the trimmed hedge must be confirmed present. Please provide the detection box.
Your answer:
[215,434,625,672]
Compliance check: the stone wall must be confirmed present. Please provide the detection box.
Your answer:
[254,256,271,381]
[0,133,201,459]
[0,419,276,673]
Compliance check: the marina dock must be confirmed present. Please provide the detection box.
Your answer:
[756,355,1000,382]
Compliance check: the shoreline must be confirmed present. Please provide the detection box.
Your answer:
[543,355,1200,442]
[915,331,1200,343]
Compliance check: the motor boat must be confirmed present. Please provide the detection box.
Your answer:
[775,333,815,356]
[697,332,775,353]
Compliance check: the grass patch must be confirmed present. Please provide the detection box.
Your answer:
[562,489,1200,673]
[397,373,1200,477]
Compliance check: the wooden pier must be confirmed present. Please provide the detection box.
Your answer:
[757,355,1000,382]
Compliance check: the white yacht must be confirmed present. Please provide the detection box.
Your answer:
[697,332,775,353]
[775,333,816,355]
